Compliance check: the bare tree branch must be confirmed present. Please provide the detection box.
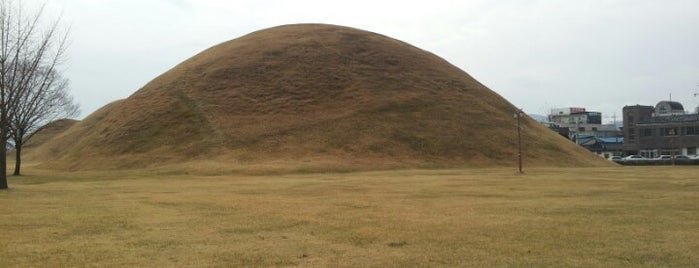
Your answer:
[0,0,75,185]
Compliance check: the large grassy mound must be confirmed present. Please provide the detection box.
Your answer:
[29,24,608,171]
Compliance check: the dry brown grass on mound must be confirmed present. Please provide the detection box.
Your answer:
[22,119,78,150]
[27,24,610,171]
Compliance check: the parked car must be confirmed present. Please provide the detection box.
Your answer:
[654,155,690,160]
[609,156,622,162]
[653,155,673,160]
[622,155,647,161]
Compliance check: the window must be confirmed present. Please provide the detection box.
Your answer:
[686,126,699,136]
[641,128,654,137]
[628,128,635,142]
[588,113,602,124]
[640,149,658,158]
[661,128,678,136]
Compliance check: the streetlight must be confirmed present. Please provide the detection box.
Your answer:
[514,108,524,174]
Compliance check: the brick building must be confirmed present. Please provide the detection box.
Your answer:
[622,101,699,157]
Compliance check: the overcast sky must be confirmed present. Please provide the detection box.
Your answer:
[30,0,699,123]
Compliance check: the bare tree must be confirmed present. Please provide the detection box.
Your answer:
[0,0,69,189]
[10,66,78,175]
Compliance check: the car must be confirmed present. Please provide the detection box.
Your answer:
[653,155,673,160]
[609,156,622,162]
[654,155,690,160]
[650,155,691,165]
[622,155,647,161]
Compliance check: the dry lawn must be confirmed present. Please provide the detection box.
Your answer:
[1,165,697,267]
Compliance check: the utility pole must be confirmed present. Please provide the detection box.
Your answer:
[671,138,675,166]
[514,108,524,174]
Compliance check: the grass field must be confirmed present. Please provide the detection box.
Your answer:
[1,165,697,267]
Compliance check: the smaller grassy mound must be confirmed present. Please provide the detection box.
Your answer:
[23,119,79,150]
[20,118,79,163]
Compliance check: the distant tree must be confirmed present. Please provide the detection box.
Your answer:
[10,66,78,176]
[0,0,70,188]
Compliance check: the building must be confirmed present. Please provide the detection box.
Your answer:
[547,107,622,157]
[548,107,611,139]
[548,107,602,125]
[547,107,619,139]
[575,135,624,158]
[564,123,620,138]
[622,101,699,157]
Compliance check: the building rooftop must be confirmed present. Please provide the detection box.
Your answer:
[557,123,619,132]
[638,114,699,124]
[657,100,684,110]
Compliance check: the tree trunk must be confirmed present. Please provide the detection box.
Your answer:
[13,138,21,176]
[0,127,7,189]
